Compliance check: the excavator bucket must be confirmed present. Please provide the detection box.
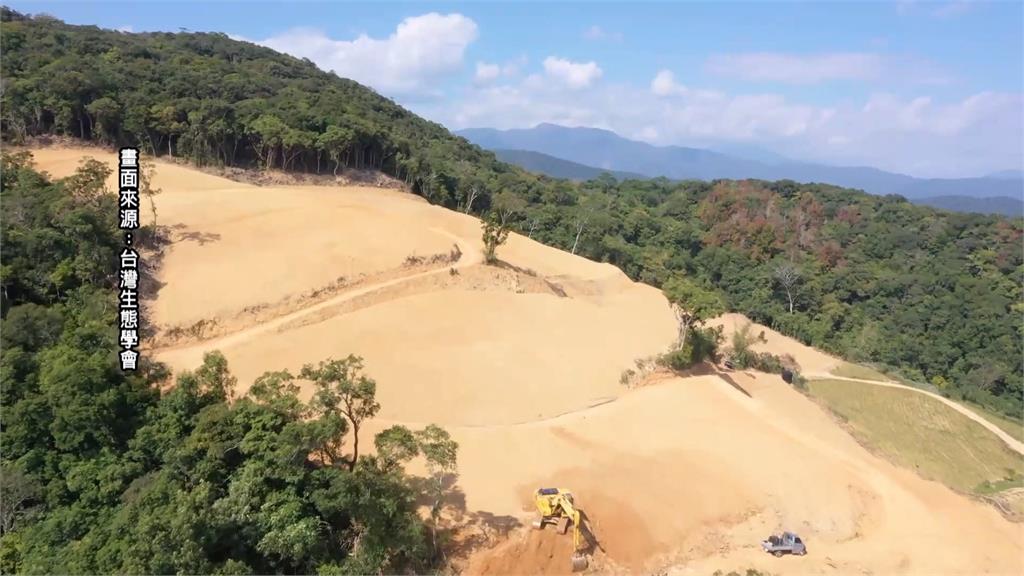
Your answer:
[571,553,588,572]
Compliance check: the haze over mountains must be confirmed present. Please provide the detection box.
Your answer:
[460,124,1023,216]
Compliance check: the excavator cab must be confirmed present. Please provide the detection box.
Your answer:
[533,488,590,571]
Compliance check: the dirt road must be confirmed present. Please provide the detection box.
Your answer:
[152,226,482,370]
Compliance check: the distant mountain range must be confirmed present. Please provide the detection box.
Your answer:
[912,195,1024,216]
[987,169,1024,180]
[458,124,1023,217]
[491,149,644,181]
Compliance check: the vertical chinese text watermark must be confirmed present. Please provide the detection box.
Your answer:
[118,148,141,371]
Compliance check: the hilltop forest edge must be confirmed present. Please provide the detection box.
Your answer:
[1,11,1020,421]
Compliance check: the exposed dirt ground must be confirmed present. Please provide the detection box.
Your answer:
[29,147,1024,576]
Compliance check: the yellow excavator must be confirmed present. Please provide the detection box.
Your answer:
[533,487,590,571]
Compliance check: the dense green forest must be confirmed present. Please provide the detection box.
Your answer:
[1,7,1021,425]
[0,153,460,573]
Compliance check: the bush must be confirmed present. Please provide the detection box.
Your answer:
[619,356,659,387]
[754,352,785,374]
[659,326,722,371]
[481,214,510,265]
[724,322,795,375]
[619,368,636,386]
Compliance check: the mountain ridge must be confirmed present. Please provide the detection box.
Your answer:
[491,148,644,181]
[484,145,1023,217]
[458,124,1024,206]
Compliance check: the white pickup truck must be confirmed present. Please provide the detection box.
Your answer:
[761,532,807,557]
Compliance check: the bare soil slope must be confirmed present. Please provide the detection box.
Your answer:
[30,147,1024,576]
[708,313,841,374]
[452,373,1023,575]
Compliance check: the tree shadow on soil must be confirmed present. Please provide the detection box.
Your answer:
[663,362,754,398]
[711,365,754,398]
[410,473,467,513]
[443,510,524,562]
[137,224,173,341]
[176,230,222,245]
[414,472,524,561]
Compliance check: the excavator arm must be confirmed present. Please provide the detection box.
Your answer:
[534,488,590,571]
[555,495,589,571]
[558,497,585,553]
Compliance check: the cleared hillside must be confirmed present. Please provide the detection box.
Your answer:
[28,147,677,426]
[24,147,1024,576]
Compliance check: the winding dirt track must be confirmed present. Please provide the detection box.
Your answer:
[806,374,1024,456]
[29,147,1024,576]
[152,226,482,372]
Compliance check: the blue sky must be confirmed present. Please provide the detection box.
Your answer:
[10,1,1024,177]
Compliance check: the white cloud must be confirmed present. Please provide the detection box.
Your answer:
[116,25,133,33]
[706,51,953,86]
[651,70,724,102]
[635,126,660,141]
[858,91,1018,137]
[475,62,501,83]
[809,91,1022,175]
[474,56,527,84]
[501,55,528,77]
[255,13,478,94]
[583,25,623,42]
[706,52,883,84]
[421,66,1021,178]
[651,69,682,96]
[542,56,603,89]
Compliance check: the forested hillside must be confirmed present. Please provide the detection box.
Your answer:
[1,8,1021,423]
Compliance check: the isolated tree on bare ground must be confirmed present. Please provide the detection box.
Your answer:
[662,277,725,352]
[481,212,510,265]
[774,262,800,313]
[300,355,381,471]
